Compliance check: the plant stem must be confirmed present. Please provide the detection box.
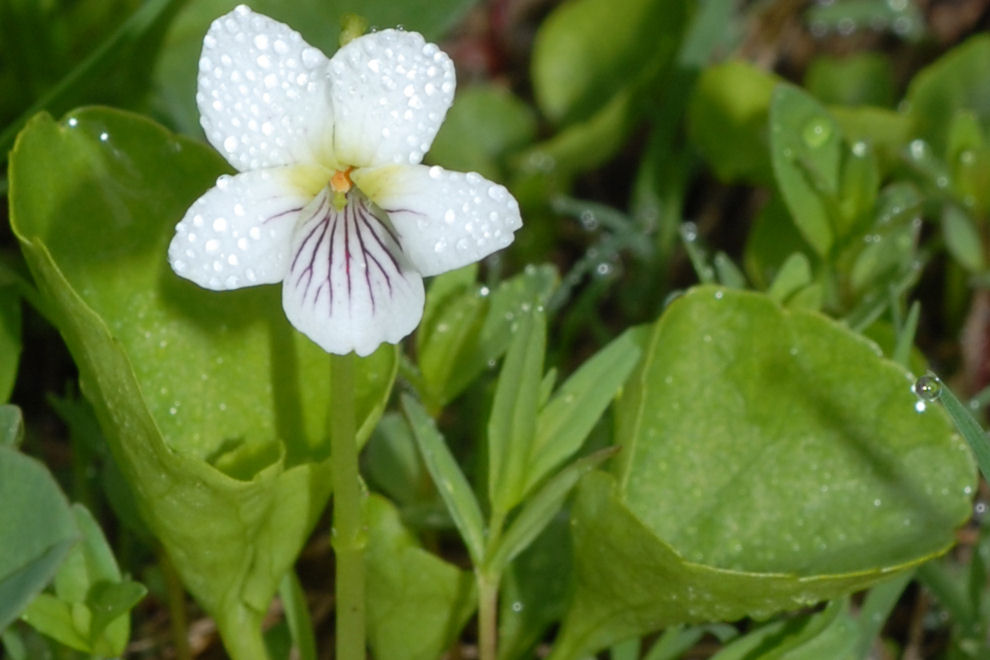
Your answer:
[217,605,270,660]
[160,550,191,660]
[477,571,499,660]
[330,352,366,660]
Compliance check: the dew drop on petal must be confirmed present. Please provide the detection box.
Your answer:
[301,47,322,68]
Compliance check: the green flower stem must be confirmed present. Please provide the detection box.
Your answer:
[331,351,366,660]
[476,571,499,660]
[477,509,507,660]
[160,551,191,660]
[217,606,269,660]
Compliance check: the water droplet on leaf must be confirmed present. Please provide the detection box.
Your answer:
[913,375,942,401]
[802,118,832,148]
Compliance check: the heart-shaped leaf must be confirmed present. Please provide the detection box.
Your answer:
[8,107,396,655]
[550,286,974,658]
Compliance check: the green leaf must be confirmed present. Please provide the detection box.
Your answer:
[0,404,24,448]
[837,139,879,235]
[428,85,537,181]
[19,595,87,652]
[906,34,990,155]
[403,394,486,565]
[551,286,975,658]
[366,494,475,660]
[23,504,144,656]
[0,288,21,402]
[498,516,573,660]
[743,194,812,290]
[524,328,642,495]
[943,205,985,272]
[766,253,813,305]
[488,308,546,516]
[517,89,638,180]
[804,53,895,107]
[848,182,922,296]
[709,599,856,660]
[488,447,616,574]
[8,108,396,655]
[417,264,557,409]
[0,446,78,632]
[531,0,686,123]
[770,85,842,256]
[687,60,780,185]
[364,412,429,507]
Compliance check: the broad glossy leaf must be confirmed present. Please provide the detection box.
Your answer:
[9,108,396,653]
[0,446,77,631]
[551,286,974,658]
[687,61,780,185]
[770,85,842,256]
[906,35,990,155]
[0,288,21,402]
[531,0,686,123]
[366,494,475,660]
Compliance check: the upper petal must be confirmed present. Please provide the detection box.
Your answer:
[282,191,425,356]
[354,165,522,276]
[197,5,335,171]
[329,29,455,168]
[169,166,321,290]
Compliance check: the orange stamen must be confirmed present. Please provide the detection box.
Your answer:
[330,167,354,193]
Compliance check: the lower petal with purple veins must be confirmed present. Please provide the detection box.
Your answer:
[282,190,425,356]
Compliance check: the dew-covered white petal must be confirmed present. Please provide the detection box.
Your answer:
[282,191,425,356]
[197,5,335,172]
[354,165,522,276]
[329,29,455,168]
[169,167,316,290]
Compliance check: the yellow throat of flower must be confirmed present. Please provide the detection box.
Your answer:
[330,167,354,210]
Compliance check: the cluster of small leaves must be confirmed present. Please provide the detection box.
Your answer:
[3,0,990,659]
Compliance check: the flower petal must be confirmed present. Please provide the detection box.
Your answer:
[197,5,334,172]
[169,166,318,290]
[354,165,522,276]
[329,29,455,168]
[282,191,425,356]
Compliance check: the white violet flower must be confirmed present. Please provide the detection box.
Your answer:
[169,5,522,356]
